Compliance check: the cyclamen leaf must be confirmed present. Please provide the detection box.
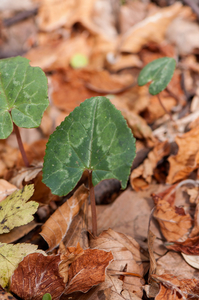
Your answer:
[0,56,49,139]
[138,57,176,95]
[42,96,136,196]
[0,185,39,233]
[0,243,45,288]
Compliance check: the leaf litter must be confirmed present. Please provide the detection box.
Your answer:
[2,0,199,299]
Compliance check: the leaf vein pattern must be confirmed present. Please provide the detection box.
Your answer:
[88,100,98,168]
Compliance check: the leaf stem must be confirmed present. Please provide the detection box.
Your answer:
[88,171,97,237]
[157,94,173,121]
[13,123,30,167]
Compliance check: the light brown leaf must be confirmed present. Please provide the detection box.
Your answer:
[64,248,113,294]
[10,253,65,300]
[59,242,84,283]
[90,229,148,299]
[167,125,199,184]
[51,68,134,113]
[130,141,170,191]
[120,2,182,53]
[0,180,17,202]
[152,193,192,242]
[40,184,89,250]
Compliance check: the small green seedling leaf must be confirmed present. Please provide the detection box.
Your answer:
[43,96,136,196]
[0,184,38,234]
[70,53,89,69]
[0,56,49,139]
[138,57,176,95]
[0,243,45,288]
[42,293,52,300]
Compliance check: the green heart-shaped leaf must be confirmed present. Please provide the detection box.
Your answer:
[42,96,136,196]
[138,57,176,95]
[0,56,49,139]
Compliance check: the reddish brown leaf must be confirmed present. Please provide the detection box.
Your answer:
[167,235,199,255]
[152,273,199,300]
[64,249,113,294]
[10,253,65,300]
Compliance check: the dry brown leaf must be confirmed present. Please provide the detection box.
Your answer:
[0,141,18,177]
[10,253,65,300]
[51,68,134,113]
[156,251,199,280]
[90,229,148,299]
[0,180,17,202]
[166,235,199,255]
[0,221,38,244]
[152,273,199,300]
[167,125,199,184]
[16,139,47,168]
[59,242,84,283]
[64,248,113,294]
[120,2,182,53]
[130,141,170,191]
[37,0,117,40]
[10,163,43,188]
[40,185,89,250]
[26,36,91,71]
[152,193,192,242]
[167,17,199,55]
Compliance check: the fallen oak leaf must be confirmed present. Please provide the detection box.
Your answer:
[64,249,113,294]
[10,253,65,300]
[0,185,38,234]
[40,184,89,250]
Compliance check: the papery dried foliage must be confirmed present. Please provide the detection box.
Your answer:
[130,141,170,191]
[10,253,65,300]
[90,229,148,299]
[64,248,113,294]
[0,180,17,202]
[40,185,89,250]
[51,69,133,113]
[152,274,199,300]
[167,125,199,184]
[59,242,84,284]
[152,193,192,241]
[120,3,182,53]
[167,235,199,255]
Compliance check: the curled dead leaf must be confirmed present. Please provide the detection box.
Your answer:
[152,193,192,242]
[167,125,199,184]
[40,184,89,250]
